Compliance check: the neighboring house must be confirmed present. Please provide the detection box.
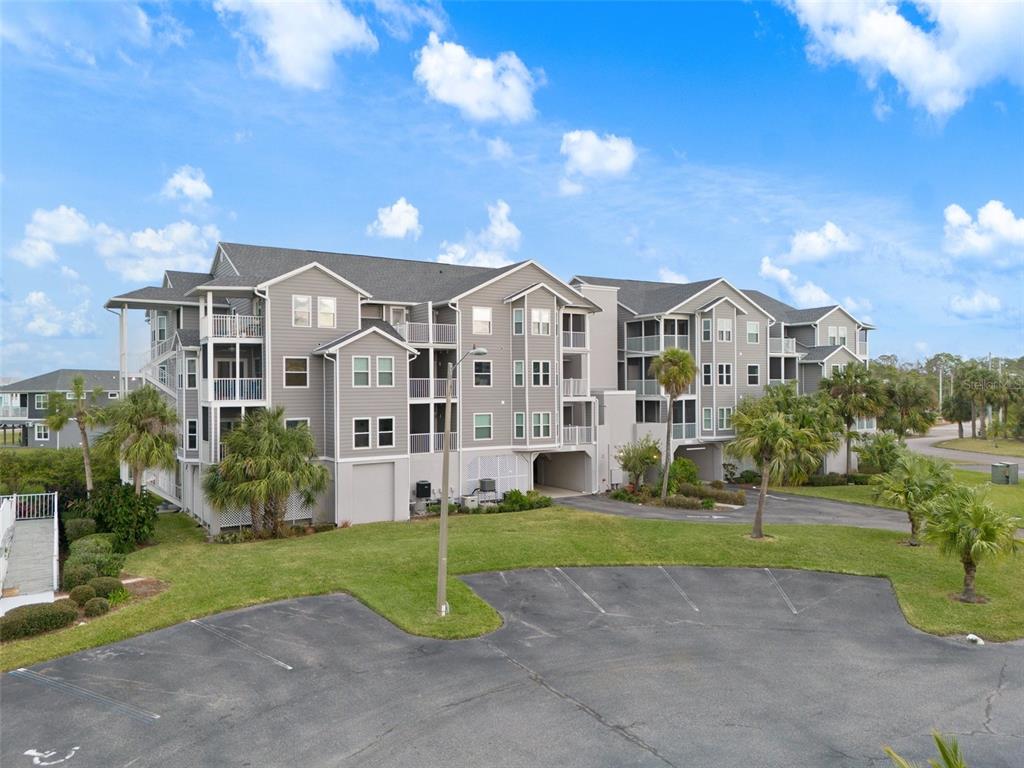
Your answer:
[105,243,876,532]
[0,369,139,449]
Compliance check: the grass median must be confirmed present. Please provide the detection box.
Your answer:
[934,437,1024,459]
[3,506,1023,670]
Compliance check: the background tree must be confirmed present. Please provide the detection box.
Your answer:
[940,379,973,439]
[46,375,104,497]
[759,384,842,484]
[854,432,904,474]
[872,453,952,545]
[649,348,697,500]
[819,365,884,475]
[878,373,937,440]
[203,407,328,537]
[95,386,177,495]
[614,435,661,491]
[926,485,1020,602]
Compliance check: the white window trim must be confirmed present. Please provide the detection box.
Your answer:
[34,424,49,441]
[531,308,551,336]
[531,360,551,387]
[701,318,712,342]
[376,356,395,388]
[292,295,312,328]
[285,417,311,430]
[352,356,370,388]
[473,412,493,441]
[352,417,372,450]
[108,391,119,399]
[512,307,525,336]
[746,321,760,344]
[186,357,198,389]
[34,394,48,410]
[283,356,310,389]
[317,296,337,329]
[702,364,712,386]
[186,419,198,451]
[514,411,526,439]
[376,416,395,448]
[472,306,492,335]
[702,407,713,431]
[718,363,732,386]
[718,407,733,430]
[473,360,492,387]
[532,411,552,439]
[747,364,760,386]
[65,391,74,400]
[717,318,733,342]
[513,360,525,387]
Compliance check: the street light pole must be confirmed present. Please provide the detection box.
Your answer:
[436,346,487,617]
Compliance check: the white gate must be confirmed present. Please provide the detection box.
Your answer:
[464,454,528,496]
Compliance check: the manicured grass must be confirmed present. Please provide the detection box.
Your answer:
[935,437,1024,459]
[3,507,1023,670]
[779,469,1024,516]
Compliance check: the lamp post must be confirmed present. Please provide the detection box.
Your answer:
[437,345,487,616]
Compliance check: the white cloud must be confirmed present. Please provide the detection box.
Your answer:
[60,265,80,280]
[558,177,585,197]
[9,239,57,267]
[944,200,1024,255]
[8,291,95,338]
[371,0,445,40]
[560,130,637,179]
[842,295,873,315]
[658,267,689,284]
[784,0,1024,118]
[438,199,520,267]
[487,137,513,160]
[96,221,221,282]
[366,197,422,239]
[759,256,834,307]
[161,165,213,204]
[914,340,930,355]
[949,288,1001,317]
[25,205,92,244]
[414,32,540,122]
[779,220,858,264]
[214,0,378,90]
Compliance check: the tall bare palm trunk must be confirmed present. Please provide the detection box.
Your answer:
[845,421,853,477]
[78,423,94,496]
[752,470,769,539]
[133,464,143,496]
[961,559,977,601]
[661,398,673,500]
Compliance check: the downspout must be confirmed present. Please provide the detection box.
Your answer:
[255,286,270,403]
[448,301,461,496]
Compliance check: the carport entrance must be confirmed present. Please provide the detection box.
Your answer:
[533,451,591,494]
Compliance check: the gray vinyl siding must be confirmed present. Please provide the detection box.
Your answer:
[816,308,858,347]
[821,347,862,377]
[335,335,409,457]
[360,304,383,320]
[800,363,823,394]
[409,302,430,323]
[324,356,335,458]
[509,298,527,446]
[790,325,816,347]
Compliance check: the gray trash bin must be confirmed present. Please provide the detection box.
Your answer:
[990,462,1018,485]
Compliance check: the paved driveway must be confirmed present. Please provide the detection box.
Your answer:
[907,423,1021,473]
[3,568,1021,767]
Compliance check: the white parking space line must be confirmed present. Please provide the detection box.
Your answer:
[189,619,293,671]
[657,566,700,612]
[764,569,798,615]
[10,668,161,723]
[554,567,606,614]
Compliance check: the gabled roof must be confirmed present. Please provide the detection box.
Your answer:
[0,369,123,393]
[696,295,748,315]
[572,275,721,316]
[798,345,857,364]
[313,319,417,355]
[741,290,839,325]
[175,329,200,349]
[503,282,573,305]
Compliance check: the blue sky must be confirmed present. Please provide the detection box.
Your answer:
[2,0,1022,379]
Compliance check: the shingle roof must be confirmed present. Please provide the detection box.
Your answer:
[164,271,215,293]
[0,369,123,393]
[312,319,408,353]
[798,345,842,363]
[175,329,200,348]
[741,290,837,325]
[573,275,721,316]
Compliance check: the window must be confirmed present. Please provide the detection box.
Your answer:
[512,308,524,335]
[831,363,847,376]
[473,413,492,440]
[63,391,73,400]
[34,394,48,410]
[377,417,394,448]
[838,326,848,346]
[718,364,732,385]
[718,407,734,430]
[353,418,371,449]
[158,364,168,386]
[377,357,394,387]
[746,321,760,344]
[34,424,49,441]
[701,318,712,342]
[317,297,336,328]
[292,295,312,327]
[513,360,525,387]
[389,306,406,326]
[472,306,492,335]
[474,360,492,387]
[532,412,551,438]
[747,364,760,386]
[285,418,310,430]
[717,318,733,342]
[108,391,119,399]
[531,308,551,335]
[186,420,198,451]
[186,358,198,389]
[702,407,713,431]
[156,314,167,341]
[352,356,370,387]
[514,412,525,439]
[284,357,309,388]
[532,361,551,386]
[702,364,712,386]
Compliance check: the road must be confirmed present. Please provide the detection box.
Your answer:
[906,423,1021,473]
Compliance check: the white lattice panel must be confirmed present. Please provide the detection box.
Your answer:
[465,454,528,496]
[217,494,312,528]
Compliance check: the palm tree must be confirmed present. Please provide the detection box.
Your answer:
[941,379,972,439]
[649,348,697,500]
[819,365,884,475]
[880,374,937,441]
[203,407,328,537]
[872,453,953,545]
[759,383,842,485]
[46,375,104,496]
[95,386,177,495]
[884,731,968,768]
[926,485,1020,602]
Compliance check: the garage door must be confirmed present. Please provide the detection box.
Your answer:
[352,462,395,523]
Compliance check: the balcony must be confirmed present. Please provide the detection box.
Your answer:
[150,336,174,361]
[395,322,457,345]
[562,378,589,397]
[625,335,660,352]
[562,426,595,445]
[856,340,869,357]
[202,314,264,340]
[562,330,587,348]
[409,378,457,399]
[769,337,797,354]
[672,422,698,440]
[664,334,689,351]
[212,378,264,401]
[627,379,659,396]
[410,432,458,454]
[0,406,29,418]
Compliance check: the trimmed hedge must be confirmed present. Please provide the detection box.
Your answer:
[70,533,116,556]
[663,495,704,510]
[806,473,848,487]
[83,597,110,617]
[848,473,872,486]
[62,561,98,591]
[88,577,124,598]
[675,483,746,506]
[0,600,79,641]
[64,517,96,542]
[69,584,97,606]
[66,551,125,579]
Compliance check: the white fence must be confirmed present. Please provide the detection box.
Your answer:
[396,322,458,345]
[203,314,264,339]
[0,492,59,595]
[0,496,14,588]
[562,426,594,445]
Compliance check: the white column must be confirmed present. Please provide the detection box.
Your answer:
[205,292,215,404]
[235,342,241,400]
[119,306,128,396]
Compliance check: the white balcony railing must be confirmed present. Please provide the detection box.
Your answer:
[856,340,869,357]
[432,323,457,345]
[562,378,589,397]
[213,378,264,401]
[395,322,457,345]
[205,314,264,339]
[562,330,587,348]
[625,335,661,352]
[434,432,458,451]
[627,379,659,395]
[664,335,689,351]
[409,378,457,398]
[562,426,594,445]
[150,336,174,362]
[0,406,29,418]
[769,337,797,354]
[672,422,698,440]
[410,432,458,454]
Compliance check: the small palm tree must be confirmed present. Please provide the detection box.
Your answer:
[925,485,1020,603]
[873,453,953,546]
[884,731,968,768]
[880,374,937,441]
[649,348,697,500]
[46,375,104,496]
[95,386,177,495]
[203,407,329,537]
[819,365,883,475]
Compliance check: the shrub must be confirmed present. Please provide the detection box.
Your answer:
[610,488,639,503]
[722,462,739,483]
[64,517,96,542]
[82,483,159,552]
[69,584,97,606]
[657,458,700,496]
[806,473,848,487]
[87,576,124,598]
[675,482,746,505]
[663,495,703,509]
[738,469,762,485]
[709,479,725,490]
[107,588,131,606]
[0,600,79,641]
[65,551,125,579]
[615,436,662,488]
[83,597,110,617]
[62,560,99,591]
[855,432,904,474]
[69,533,116,556]
[495,489,552,513]
[848,473,872,485]
[701,497,716,510]
[313,523,335,533]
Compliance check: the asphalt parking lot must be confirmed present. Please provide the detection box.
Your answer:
[3,567,1021,768]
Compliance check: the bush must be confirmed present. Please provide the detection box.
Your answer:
[848,473,872,485]
[615,436,662,488]
[495,489,552,513]
[656,457,701,495]
[0,600,79,641]
[81,483,159,552]
[675,482,746,505]
[69,584,97,606]
[87,576,124,598]
[83,597,110,617]
[62,560,99,591]
[722,463,739,483]
[806,472,848,487]
[69,533,116,556]
[312,523,335,533]
[65,550,124,580]
[64,517,96,542]
[701,497,716,510]
[663,495,703,509]
[610,488,639,503]
[855,433,904,475]
[709,480,725,490]
[738,469,762,485]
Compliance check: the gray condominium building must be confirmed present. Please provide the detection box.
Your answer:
[105,242,874,533]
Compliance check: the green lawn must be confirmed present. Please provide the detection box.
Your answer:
[3,506,1023,670]
[935,437,1024,459]
[778,469,1024,516]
